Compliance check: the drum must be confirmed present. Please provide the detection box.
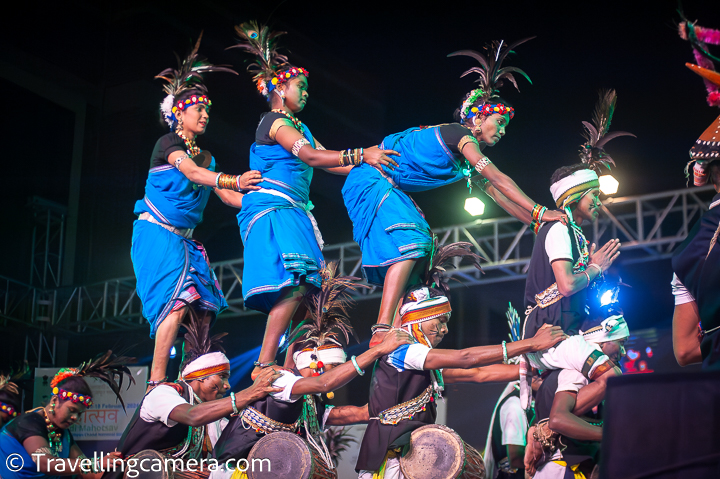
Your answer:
[246,432,336,479]
[399,424,485,479]
[124,450,169,479]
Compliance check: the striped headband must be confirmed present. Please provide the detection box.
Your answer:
[400,287,452,326]
[550,169,600,209]
[181,352,230,381]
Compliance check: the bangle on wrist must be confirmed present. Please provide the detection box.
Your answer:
[583,270,591,286]
[230,392,239,415]
[351,355,365,376]
[371,323,392,334]
[588,263,602,275]
[146,377,167,386]
[215,172,223,189]
[502,341,508,364]
[253,360,277,368]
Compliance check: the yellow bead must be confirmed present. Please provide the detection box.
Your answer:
[309,361,317,369]
[326,392,335,399]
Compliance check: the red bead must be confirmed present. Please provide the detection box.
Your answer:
[312,372,320,377]
[317,361,324,368]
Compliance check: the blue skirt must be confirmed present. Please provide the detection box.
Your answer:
[0,429,64,479]
[131,220,227,338]
[343,165,433,286]
[238,194,323,314]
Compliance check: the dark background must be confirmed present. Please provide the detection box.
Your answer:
[1,0,717,453]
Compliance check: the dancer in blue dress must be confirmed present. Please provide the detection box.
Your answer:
[341,39,566,341]
[132,34,263,385]
[228,22,399,379]
[0,353,133,479]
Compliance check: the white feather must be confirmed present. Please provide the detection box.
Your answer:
[160,94,175,128]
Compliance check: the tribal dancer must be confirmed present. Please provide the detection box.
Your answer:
[483,305,538,479]
[672,19,720,370]
[211,263,413,479]
[341,39,565,345]
[228,22,399,380]
[356,242,566,479]
[526,310,628,479]
[132,33,262,385]
[0,352,134,479]
[514,91,632,408]
[105,314,281,479]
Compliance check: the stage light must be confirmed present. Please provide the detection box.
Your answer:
[279,333,287,346]
[464,197,485,216]
[600,290,615,307]
[599,175,619,195]
[170,346,177,359]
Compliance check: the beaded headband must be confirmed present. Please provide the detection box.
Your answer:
[400,288,452,326]
[461,88,515,122]
[52,386,93,407]
[172,95,211,116]
[259,67,310,97]
[0,402,18,417]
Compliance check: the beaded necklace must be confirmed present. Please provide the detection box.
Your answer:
[569,221,590,273]
[176,131,201,157]
[43,408,63,454]
[271,109,304,132]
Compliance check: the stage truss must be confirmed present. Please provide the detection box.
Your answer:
[1,185,715,335]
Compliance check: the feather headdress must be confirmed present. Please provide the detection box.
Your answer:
[51,351,136,411]
[679,15,720,107]
[578,90,635,174]
[506,303,522,343]
[423,239,484,296]
[283,262,366,352]
[229,21,308,98]
[449,38,534,121]
[181,307,228,366]
[155,31,237,127]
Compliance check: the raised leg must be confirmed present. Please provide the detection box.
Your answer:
[150,307,187,384]
[369,259,419,347]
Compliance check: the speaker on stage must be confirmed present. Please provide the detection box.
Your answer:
[600,371,720,479]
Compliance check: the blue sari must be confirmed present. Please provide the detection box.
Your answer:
[342,125,467,285]
[237,122,324,314]
[0,413,74,479]
[131,156,227,338]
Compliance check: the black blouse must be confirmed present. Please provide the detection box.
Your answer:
[4,410,76,448]
[149,132,186,168]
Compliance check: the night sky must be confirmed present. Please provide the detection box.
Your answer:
[3,1,719,365]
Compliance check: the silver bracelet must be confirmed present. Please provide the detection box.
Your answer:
[174,155,188,169]
[583,270,591,286]
[230,391,239,415]
[502,340,508,364]
[474,156,491,173]
[360,147,364,163]
[215,172,223,189]
[291,138,311,157]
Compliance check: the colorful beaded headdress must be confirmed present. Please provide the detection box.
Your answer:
[400,240,482,347]
[229,21,309,99]
[180,307,229,382]
[679,18,720,185]
[285,262,366,372]
[0,374,21,418]
[50,351,135,411]
[448,38,533,122]
[155,31,237,129]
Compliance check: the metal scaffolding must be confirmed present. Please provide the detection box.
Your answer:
[1,185,715,334]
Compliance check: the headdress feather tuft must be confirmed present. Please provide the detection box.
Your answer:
[182,304,228,367]
[506,303,522,343]
[72,351,136,411]
[423,238,484,296]
[579,89,635,173]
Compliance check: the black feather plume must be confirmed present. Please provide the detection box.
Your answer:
[423,239,483,296]
[76,350,136,411]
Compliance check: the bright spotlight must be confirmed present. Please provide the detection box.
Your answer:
[600,290,615,307]
[169,346,177,359]
[464,197,485,216]
[599,175,619,195]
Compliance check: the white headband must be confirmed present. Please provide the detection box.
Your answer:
[581,315,630,344]
[550,169,600,209]
[293,346,347,370]
[181,352,230,381]
[399,287,452,326]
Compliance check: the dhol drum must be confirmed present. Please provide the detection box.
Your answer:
[246,432,336,479]
[399,424,485,479]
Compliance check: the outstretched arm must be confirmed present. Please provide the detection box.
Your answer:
[290,329,413,396]
[478,181,533,225]
[423,325,566,370]
[168,150,262,191]
[326,404,370,426]
[214,188,245,208]
[548,391,602,442]
[443,364,520,384]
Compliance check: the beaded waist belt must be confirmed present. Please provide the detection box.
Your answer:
[139,212,194,239]
[373,385,433,425]
[240,406,298,434]
[534,283,563,309]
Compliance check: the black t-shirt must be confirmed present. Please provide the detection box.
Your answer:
[149,132,186,168]
[4,410,76,448]
[255,112,294,145]
[435,123,474,155]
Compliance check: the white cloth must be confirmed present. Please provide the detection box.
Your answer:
[385,343,431,372]
[526,335,610,378]
[294,346,347,369]
[484,382,527,479]
[534,457,570,479]
[358,456,404,479]
[671,273,696,305]
[140,385,190,427]
[557,369,589,394]
[181,352,230,380]
[499,396,528,446]
[269,369,304,403]
[580,315,629,344]
[399,287,451,324]
[544,222,573,262]
[550,169,599,208]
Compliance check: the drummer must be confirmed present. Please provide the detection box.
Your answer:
[103,314,282,479]
[211,263,414,478]
[356,242,567,479]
